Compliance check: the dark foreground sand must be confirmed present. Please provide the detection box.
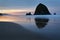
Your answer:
[0,22,50,40]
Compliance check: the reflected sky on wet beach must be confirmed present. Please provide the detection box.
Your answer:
[0,15,60,40]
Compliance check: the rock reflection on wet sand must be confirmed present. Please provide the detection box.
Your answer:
[0,15,60,40]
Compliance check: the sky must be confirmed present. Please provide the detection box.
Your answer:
[0,0,60,15]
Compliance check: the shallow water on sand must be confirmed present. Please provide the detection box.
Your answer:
[0,15,60,40]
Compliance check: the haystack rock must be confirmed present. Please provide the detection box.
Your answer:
[34,3,51,15]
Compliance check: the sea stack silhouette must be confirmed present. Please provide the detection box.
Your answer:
[34,3,51,15]
[0,13,3,16]
[26,12,32,15]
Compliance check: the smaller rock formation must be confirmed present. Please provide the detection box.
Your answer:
[0,13,9,16]
[0,13,3,16]
[34,3,51,15]
[54,13,56,15]
[26,12,32,15]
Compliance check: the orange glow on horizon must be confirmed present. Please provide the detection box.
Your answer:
[0,9,34,13]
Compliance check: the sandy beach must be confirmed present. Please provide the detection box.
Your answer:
[0,22,49,40]
[0,15,60,40]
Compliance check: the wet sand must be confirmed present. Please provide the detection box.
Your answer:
[0,15,60,40]
[0,22,49,40]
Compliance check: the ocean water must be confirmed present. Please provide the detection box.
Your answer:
[0,15,60,40]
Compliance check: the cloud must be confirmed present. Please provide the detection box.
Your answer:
[0,0,60,15]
